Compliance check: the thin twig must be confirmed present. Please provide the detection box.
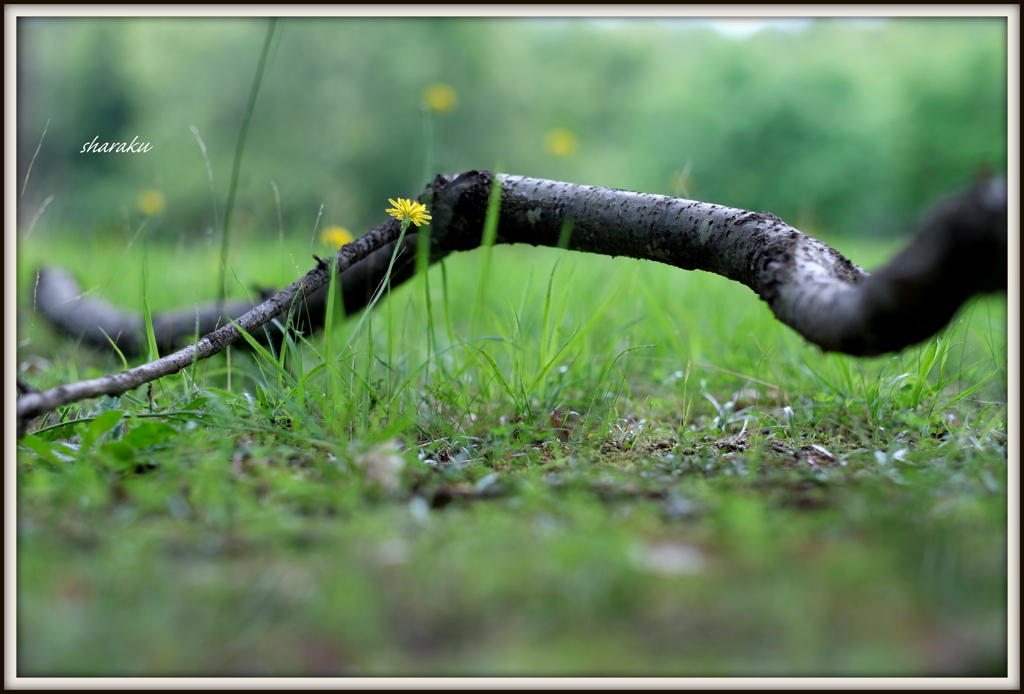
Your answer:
[16,218,403,429]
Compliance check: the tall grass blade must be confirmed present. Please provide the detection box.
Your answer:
[218,17,279,304]
[98,327,129,373]
[345,222,409,348]
[472,167,504,337]
[141,252,160,364]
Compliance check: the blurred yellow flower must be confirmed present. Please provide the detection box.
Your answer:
[321,225,354,248]
[422,83,458,112]
[544,128,579,158]
[137,189,166,216]
[386,198,432,227]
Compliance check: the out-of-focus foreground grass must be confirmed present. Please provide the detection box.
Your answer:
[15,229,1008,676]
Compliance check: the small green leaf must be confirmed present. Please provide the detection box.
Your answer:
[79,409,124,454]
[99,441,137,463]
[121,421,178,450]
[21,434,67,467]
[183,396,211,411]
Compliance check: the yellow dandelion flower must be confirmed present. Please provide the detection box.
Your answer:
[137,189,166,216]
[386,198,432,227]
[321,225,354,248]
[543,128,579,158]
[422,83,458,112]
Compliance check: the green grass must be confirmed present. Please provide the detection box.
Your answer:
[15,230,1008,676]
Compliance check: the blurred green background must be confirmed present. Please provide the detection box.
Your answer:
[17,17,1007,245]
[14,18,1010,677]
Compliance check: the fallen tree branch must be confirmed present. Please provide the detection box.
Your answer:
[33,233,423,358]
[20,171,1007,434]
[427,171,1006,356]
[17,217,407,426]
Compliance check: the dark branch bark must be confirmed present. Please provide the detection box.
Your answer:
[19,171,1006,433]
[855,177,1007,353]
[428,171,1006,356]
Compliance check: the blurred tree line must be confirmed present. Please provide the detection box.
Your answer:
[16,17,1007,242]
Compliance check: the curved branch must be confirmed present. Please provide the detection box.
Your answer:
[17,218,407,424]
[855,177,1007,353]
[33,234,423,358]
[19,171,1006,433]
[428,171,1006,356]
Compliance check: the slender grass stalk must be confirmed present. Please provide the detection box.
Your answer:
[405,101,439,400]
[363,313,374,436]
[323,256,340,433]
[138,243,169,403]
[440,259,456,355]
[526,285,618,398]
[140,251,160,364]
[309,204,325,253]
[471,165,504,338]
[386,261,395,405]
[407,118,441,410]
[225,263,278,365]
[270,180,284,243]
[345,220,410,348]
[420,105,435,192]
[539,262,559,369]
[23,194,54,240]
[583,345,653,436]
[556,216,574,250]
[681,361,693,432]
[20,118,49,201]
[98,328,129,372]
[218,17,279,305]
[415,192,436,383]
[189,126,220,245]
[190,305,201,394]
